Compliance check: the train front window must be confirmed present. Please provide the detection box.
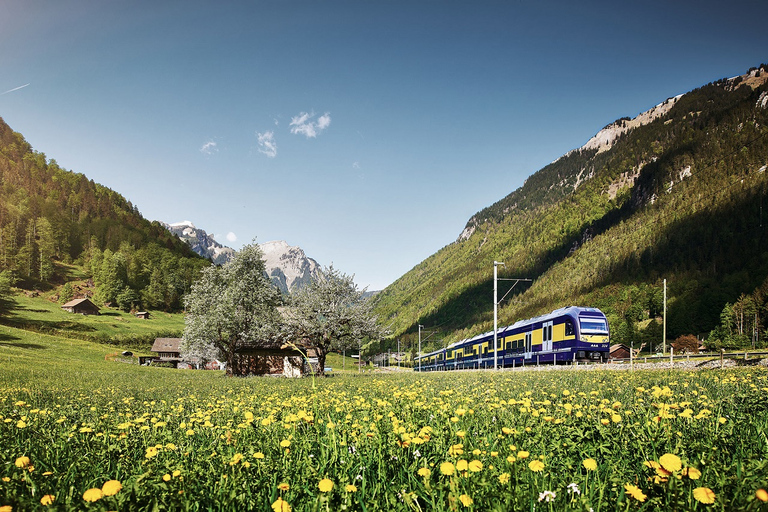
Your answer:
[579,318,608,334]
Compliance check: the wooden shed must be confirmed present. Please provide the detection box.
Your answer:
[609,343,633,359]
[135,311,150,319]
[61,298,100,315]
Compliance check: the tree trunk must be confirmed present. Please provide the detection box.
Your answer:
[316,347,327,377]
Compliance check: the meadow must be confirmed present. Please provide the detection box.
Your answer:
[1,325,768,511]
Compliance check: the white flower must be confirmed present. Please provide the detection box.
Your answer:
[567,482,581,495]
[538,490,556,502]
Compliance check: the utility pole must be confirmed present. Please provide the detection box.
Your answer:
[493,262,532,370]
[493,261,503,370]
[418,325,423,371]
[663,278,667,354]
[397,338,401,369]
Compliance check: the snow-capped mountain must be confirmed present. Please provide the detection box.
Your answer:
[160,221,235,265]
[160,221,321,294]
[260,240,321,294]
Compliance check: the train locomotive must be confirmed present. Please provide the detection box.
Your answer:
[414,306,609,371]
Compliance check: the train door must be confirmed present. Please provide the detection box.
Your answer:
[524,331,532,359]
[542,321,553,352]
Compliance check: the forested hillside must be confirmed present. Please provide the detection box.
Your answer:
[374,65,768,353]
[0,117,209,311]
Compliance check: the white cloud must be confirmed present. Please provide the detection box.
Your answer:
[352,161,360,169]
[226,232,237,243]
[256,131,277,158]
[200,140,218,155]
[289,111,331,138]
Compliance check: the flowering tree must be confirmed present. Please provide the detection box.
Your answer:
[285,265,384,375]
[182,243,281,375]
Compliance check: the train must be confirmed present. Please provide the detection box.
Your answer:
[414,306,610,371]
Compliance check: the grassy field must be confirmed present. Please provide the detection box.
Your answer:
[1,291,184,352]
[1,324,768,511]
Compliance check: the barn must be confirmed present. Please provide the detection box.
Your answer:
[232,342,318,378]
[61,298,100,315]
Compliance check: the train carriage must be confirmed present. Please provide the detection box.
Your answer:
[415,306,609,371]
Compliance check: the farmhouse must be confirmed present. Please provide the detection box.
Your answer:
[233,341,319,378]
[61,298,100,315]
[150,337,182,366]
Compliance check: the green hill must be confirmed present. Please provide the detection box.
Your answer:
[374,65,768,353]
[0,117,209,313]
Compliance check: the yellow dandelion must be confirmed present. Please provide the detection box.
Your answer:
[271,497,291,512]
[755,489,768,502]
[459,494,473,507]
[280,439,291,448]
[83,488,104,502]
[468,460,483,472]
[693,487,716,504]
[498,472,510,484]
[345,484,357,493]
[528,460,545,472]
[456,459,469,472]
[517,450,529,459]
[0,506,12,512]
[684,467,701,480]
[163,474,171,482]
[145,446,159,459]
[440,461,456,476]
[254,452,265,459]
[659,453,682,473]
[172,470,181,478]
[318,478,334,493]
[278,482,290,491]
[102,480,122,496]
[582,458,598,471]
[40,495,55,506]
[14,456,30,468]
[417,467,431,478]
[624,483,647,502]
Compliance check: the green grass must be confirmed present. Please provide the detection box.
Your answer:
[1,325,767,510]
[2,291,184,351]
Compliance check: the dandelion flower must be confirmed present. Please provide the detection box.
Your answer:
[517,450,529,459]
[468,460,483,472]
[277,482,290,491]
[14,456,30,468]
[659,453,682,473]
[693,487,716,504]
[318,478,334,493]
[163,474,171,482]
[582,458,598,471]
[0,506,12,512]
[456,459,468,471]
[498,472,510,484]
[345,484,357,493]
[254,452,265,459]
[684,467,702,480]
[624,483,647,502]
[280,440,291,448]
[40,495,55,506]
[417,467,431,478]
[271,497,291,512]
[528,460,545,472]
[755,489,768,502]
[440,461,456,476]
[83,488,104,502]
[459,494,473,507]
[102,480,122,496]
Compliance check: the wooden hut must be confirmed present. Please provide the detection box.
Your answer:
[61,298,100,315]
[135,311,150,319]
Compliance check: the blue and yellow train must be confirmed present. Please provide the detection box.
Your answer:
[414,306,610,371]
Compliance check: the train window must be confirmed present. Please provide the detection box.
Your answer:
[580,318,608,333]
[565,320,574,336]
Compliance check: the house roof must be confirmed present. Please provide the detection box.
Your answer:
[151,337,183,353]
[61,298,98,309]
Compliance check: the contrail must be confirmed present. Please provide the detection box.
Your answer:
[1,83,30,95]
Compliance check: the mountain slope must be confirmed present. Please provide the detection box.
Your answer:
[374,65,768,351]
[260,240,321,294]
[161,221,235,265]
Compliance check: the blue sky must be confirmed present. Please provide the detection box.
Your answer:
[1,0,766,290]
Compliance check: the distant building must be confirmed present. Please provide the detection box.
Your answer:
[150,338,182,367]
[234,342,319,378]
[609,343,636,359]
[61,298,100,315]
[135,311,150,319]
